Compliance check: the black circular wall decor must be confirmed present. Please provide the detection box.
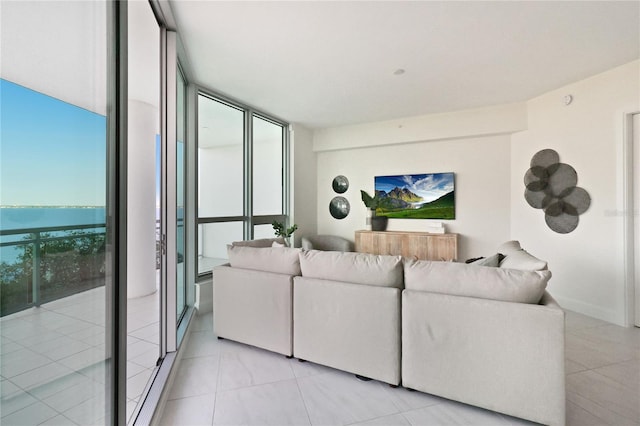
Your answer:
[524,149,591,234]
[332,175,349,194]
[329,196,350,219]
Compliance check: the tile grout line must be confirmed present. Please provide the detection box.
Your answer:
[215,368,302,394]
[209,333,223,426]
[293,376,313,426]
[567,389,639,426]
[566,365,640,396]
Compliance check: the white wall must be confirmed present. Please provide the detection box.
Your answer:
[291,124,317,247]
[311,60,639,325]
[313,104,523,260]
[511,60,640,326]
[314,102,527,151]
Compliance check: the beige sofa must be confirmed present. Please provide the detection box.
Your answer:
[212,240,565,425]
[402,259,565,426]
[294,250,403,385]
[213,241,299,356]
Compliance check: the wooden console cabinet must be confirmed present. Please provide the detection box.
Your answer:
[355,230,458,261]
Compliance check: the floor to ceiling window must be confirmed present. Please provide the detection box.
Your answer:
[251,115,287,238]
[126,1,161,422]
[197,93,289,275]
[0,1,123,424]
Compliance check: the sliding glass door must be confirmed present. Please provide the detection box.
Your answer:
[126,1,161,421]
[176,67,187,321]
[1,1,122,423]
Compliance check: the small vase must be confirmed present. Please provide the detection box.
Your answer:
[371,216,388,232]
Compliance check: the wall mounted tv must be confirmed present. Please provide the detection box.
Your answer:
[374,172,455,219]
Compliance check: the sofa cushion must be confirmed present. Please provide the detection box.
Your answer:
[299,250,404,288]
[231,237,285,248]
[404,259,550,304]
[227,245,302,276]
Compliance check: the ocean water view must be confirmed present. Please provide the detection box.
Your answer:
[0,206,106,231]
[0,207,106,265]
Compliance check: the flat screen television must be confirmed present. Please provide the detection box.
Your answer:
[374,172,455,219]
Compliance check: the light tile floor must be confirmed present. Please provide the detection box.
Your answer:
[0,286,159,425]
[159,311,640,426]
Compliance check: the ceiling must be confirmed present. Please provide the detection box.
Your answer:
[170,1,639,129]
[1,1,107,115]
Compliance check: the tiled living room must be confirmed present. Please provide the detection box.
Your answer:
[157,1,640,424]
[158,309,639,426]
[2,1,640,425]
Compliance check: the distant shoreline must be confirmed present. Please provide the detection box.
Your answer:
[0,206,105,209]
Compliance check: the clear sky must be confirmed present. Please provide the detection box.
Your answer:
[0,79,106,206]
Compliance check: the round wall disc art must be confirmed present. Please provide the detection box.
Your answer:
[329,196,350,219]
[332,175,349,194]
[524,149,591,233]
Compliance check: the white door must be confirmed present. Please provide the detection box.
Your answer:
[634,113,640,327]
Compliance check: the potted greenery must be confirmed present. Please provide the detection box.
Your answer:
[272,221,298,246]
[360,190,388,231]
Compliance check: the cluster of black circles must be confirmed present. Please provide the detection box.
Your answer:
[524,149,590,234]
[330,175,350,219]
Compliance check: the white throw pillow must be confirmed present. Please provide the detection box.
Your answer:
[496,240,522,255]
[496,240,548,271]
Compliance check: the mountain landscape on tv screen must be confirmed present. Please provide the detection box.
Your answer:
[374,173,455,219]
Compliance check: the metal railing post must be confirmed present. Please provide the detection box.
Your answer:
[32,232,41,307]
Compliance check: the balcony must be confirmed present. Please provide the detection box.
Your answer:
[0,224,159,424]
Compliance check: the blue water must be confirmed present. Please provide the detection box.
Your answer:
[0,207,181,264]
[0,207,106,231]
[0,207,106,264]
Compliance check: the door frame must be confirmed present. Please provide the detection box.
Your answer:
[623,111,640,327]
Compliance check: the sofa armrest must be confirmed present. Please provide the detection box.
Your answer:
[213,265,294,356]
[402,290,565,426]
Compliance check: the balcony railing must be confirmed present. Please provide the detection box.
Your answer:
[0,223,106,317]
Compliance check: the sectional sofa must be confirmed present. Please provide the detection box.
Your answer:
[212,240,565,426]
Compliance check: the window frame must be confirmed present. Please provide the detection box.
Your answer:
[195,90,290,277]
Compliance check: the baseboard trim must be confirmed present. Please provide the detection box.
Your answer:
[554,295,624,326]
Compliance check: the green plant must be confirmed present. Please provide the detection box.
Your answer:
[360,190,381,211]
[1,230,106,317]
[272,221,298,238]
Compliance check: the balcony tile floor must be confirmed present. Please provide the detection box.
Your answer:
[0,286,159,425]
[158,311,640,426]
